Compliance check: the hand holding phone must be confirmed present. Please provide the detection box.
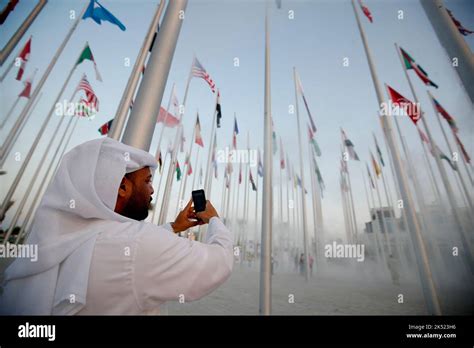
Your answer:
[192,189,207,212]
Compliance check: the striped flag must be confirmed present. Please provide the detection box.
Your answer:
[192,56,216,93]
[233,115,239,149]
[18,68,37,99]
[454,133,471,164]
[15,37,31,81]
[98,119,113,135]
[358,0,373,23]
[216,90,222,127]
[386,84,421,125]
[308,124,322,156]
[431,96,458,133]
[371,151,382,177]
[296,71,317,133]
[195,114,204,147]
[249,169,257,191]
[157,107,180,128]
[75,74,99,112]
[76,43,103,81]
[341,128,360,161]
[400,47,438,88]
[446,8,473,36]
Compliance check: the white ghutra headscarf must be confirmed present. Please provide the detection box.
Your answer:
[0,137,157,315]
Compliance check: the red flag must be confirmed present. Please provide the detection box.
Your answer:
[195,114,204,147]
[157,107,180,128]
[18,69,37,98]
[16,37,31,81]
[454,133,471,164]
[358,0,373,23]
[386,85,421,125]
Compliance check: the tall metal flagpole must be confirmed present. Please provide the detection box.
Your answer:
[259,3,273,315]
[121,0,188,151]
[151,151,169,223]
[346,159,359,243]
[308,149,320,271]
[373,162,393,257]
[419,0,474,104]
[351,0,441,314]
[0,41,87,222]
[108,1,165,140]
[293,68,309,282]
[242,132,250,244]
[393,45,474,270]
[0,4,89,167]
[1,98,21,129]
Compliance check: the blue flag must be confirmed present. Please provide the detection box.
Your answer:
[83,0,126,31]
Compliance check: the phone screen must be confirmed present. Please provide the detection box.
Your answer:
[192,189,206,212]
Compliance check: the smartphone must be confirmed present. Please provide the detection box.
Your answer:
[192,189,207,213]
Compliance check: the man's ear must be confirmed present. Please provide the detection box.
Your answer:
[118,177,132,198]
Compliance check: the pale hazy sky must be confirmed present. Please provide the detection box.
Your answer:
[1,0,473,244]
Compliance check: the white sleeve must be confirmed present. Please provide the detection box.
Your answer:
[133,217,234,310]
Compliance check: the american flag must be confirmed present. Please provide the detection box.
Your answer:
[76,74,99,112]
[191,56,216,93]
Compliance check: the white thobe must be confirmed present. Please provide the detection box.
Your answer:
[75,217,233,315]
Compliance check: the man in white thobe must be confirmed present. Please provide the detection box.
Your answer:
[0,137,233,315]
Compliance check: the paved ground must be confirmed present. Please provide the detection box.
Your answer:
[167,261,431,315]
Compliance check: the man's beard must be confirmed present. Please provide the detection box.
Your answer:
[121,192,151,221]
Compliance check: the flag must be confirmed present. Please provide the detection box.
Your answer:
[216,90,222,127]
[373,134,385,167]
[313,156,325,197]
[272,117,277,155]
[454,133,471,164]
[399,47,438,88]
[257,149,263,177]
[233,115,239,149]
[249,170,257,191]
[341,128,360,161]
[157,107,180,128]
[438,149,457,171]
[15,37,31,81]
[296,175,308,194]
[171,86,180,116]
[76,74,99,112]
[446,9,473,36]
[386,85,421,125]
[358,0,373,23]
[238,162,242,184]
[366,163,375,189]
[176,161,182,181]
[18,68,37,99]
[308,124,322,156]
[98,119,113,135]
[431,96,458,133]
[76,43,103,81]
[371,151,381,177]
[195,114,204,147]
[296,72,317,133]
[0,0,19,25]
[191,56,216,93]
[157,150,163,172]
[279,137,285,169]
[187,160,193,176]
[83,0,126,31]
[75,99,96,118]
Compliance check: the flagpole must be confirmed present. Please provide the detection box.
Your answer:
[176,113,197,215]
[121,0,187,151]
[151,150,169,223]
[158,124,183,225]
[259,3,273,315]
[5,112,77,243]
[154,83,176,160]
[108,1,165,140]
[419,0,474,103]
[394,45,474,270]
[346,160,359,243]
[308,148,320,272]
[0,4,88,166]
[419,132,442,202]
[351,0,441,314]
[428,91,473,211]
[0,41,88,222]
[361,167,382,268]
[0,97,21,129]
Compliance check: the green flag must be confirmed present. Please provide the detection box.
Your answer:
[76,43,103,81]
